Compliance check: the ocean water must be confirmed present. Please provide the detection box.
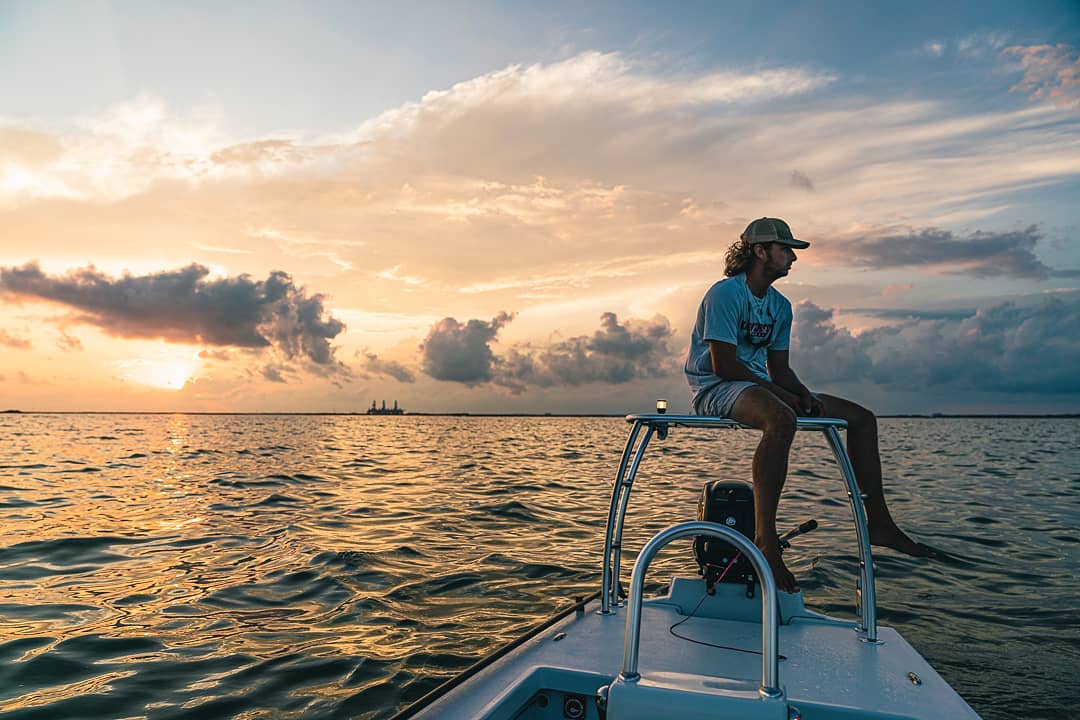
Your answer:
[0,413,1077,720]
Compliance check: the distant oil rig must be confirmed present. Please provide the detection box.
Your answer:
[367,400,405,415]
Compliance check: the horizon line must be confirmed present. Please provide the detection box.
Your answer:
[2,410,1078,419]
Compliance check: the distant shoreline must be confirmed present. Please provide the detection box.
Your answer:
[3,409,1078,419]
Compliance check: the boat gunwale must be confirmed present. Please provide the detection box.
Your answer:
[386,590,601,720]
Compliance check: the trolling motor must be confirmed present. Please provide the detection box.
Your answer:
[692,481,818,597]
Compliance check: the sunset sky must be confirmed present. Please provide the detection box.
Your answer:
[2,1,1079,414]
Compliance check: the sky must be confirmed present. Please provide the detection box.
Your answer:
[1,0,1079,414]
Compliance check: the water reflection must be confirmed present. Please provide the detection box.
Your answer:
[0,414,1075,719]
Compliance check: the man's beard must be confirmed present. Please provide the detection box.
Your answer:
[764,259,790,279]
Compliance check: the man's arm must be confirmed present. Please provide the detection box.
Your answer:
[708,340,803,413]
[766,349,824,417]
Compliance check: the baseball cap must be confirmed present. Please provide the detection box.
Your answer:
[740,217,810,249]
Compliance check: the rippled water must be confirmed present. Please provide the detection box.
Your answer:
[0,414,1077,719]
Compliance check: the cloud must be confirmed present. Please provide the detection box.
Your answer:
[922,41,946,58]
[881,283,912,298]
[793,298,1080,394]
[0,262,347,371]
[419,311,677,393]
[822,225,1079,279]
[789,170,814,191]
[1003,43,1080,108]
[260,364,289,383]
[56,331,82,351]
[198,349,232,361]
[849,307,975,322]
[790,302,875,384]
[359,351,416,383]
[0,330,30,349]
[499,312,678,392]
[3,54,1077,292]
[420,312,514,385]
[958,32,1010,57]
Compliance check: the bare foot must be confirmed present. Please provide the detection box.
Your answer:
[870,525,938,558]
[756,539,800,593]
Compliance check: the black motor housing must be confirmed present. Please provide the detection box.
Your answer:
[693,481,757,591]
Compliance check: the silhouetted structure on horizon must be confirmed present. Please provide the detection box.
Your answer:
[367,400,404,415]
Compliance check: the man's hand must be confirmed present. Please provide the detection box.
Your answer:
[798,389,825,417]
[773,387,803,414]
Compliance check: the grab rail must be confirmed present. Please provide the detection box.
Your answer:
[620,521,782,698]
[600,413,879,642]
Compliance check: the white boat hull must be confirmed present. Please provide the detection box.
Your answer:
[398,577,981,719]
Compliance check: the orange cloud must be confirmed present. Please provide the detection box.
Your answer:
[1004,43,1080,108]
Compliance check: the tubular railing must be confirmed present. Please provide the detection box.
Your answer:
[600,414,878,642]
[619,521,783,697]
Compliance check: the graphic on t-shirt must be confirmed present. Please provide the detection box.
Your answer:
[740,319,774,345]
[741,297,775,346]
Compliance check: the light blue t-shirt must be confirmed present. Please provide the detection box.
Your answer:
[684,273,793,405]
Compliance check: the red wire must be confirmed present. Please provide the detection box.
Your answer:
[714,551,742,583]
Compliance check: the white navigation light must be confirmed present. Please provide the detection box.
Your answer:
[656,399,668,414]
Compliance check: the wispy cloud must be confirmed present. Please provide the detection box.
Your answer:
[56,331,82,351]
[921,41,946,58]
[818,225,1079,279]
[789,170,814,191]
[0,330,30,349]
[3,52,1076,289]
[881,283,913,298]
[260,363,290,384]
[358,351,416,383]
[918,32,1009,59]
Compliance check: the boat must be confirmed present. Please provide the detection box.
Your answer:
[390,412,982,719]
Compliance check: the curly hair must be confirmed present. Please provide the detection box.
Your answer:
[723,238,766,277]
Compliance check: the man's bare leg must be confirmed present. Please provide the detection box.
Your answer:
[817,394,936,557]
[729,387,800,592]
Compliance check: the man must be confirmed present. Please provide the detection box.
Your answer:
[685,217,935,593]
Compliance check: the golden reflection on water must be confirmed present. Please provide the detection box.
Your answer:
[0,414,1076,719]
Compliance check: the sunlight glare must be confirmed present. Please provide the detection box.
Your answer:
[118,347,201,390]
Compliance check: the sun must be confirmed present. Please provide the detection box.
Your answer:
[118,347,201,390]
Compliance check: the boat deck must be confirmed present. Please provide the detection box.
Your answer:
[405,581,979,719]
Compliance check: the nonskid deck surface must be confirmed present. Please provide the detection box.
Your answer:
[406,592,980,719]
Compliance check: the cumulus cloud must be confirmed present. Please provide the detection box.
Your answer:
[0,330,30,349]
[419,311,678,393]
[420,312,514,385]
[824,225,1078,279]
[359,351,416,383]
[793,298,1080,394]
[0,262,347,372]
[501,312,678,392]
[790,303,874,384]
[1004,43,1080,108]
